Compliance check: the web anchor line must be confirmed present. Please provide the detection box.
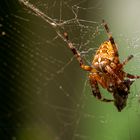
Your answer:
[19,0,57,28]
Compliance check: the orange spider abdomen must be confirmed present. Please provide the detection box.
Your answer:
[92,41,119,72]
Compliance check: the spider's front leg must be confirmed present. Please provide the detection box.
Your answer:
[102,20,119,58]
[102,20,115,45]
[64,32,96,72]
[89,73,114,102]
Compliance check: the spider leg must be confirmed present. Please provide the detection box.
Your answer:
[102,20,115,45]
[89,74,114,102]
[122,55,134,66]
[124,73,140,79]
[117,55,134,70]
[102,20,119,56]
[64,32,96,72]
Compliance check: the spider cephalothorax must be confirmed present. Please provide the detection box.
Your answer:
[64,20,140,111]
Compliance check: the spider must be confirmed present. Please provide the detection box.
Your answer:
[64,20,140,112]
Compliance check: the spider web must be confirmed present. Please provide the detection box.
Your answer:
[1,0,140,140]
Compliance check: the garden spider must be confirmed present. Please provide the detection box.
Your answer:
[64,20,140,111]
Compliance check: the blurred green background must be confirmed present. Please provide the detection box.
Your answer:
[1,0,140,140]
